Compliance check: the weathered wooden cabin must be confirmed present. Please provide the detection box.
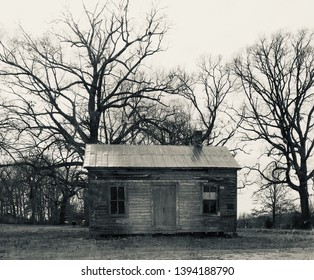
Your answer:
[83,144,240,236]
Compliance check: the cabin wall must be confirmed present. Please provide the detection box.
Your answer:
[89,181,153,235]
[88,168,237,235]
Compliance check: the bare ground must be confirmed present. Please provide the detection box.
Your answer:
[0,224,314,260]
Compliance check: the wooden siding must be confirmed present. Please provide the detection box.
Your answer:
[89,181,153,234]
[88,168,237,235]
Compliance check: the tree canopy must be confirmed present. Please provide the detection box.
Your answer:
[234,30,314,228]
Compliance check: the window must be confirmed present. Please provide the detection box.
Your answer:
[110,186,126,215]
[202,183,218,214]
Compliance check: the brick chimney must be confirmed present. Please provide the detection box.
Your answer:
[193,130,203,147]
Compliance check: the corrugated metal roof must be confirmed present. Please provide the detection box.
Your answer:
[83,144,241,169]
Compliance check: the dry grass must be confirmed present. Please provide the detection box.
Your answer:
[0,224,314,260]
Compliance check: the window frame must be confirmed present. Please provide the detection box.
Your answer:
[109,184,128,217]
[201,183,219,215]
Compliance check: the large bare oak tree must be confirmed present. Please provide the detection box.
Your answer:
[0,0,180,162]
[234,30,314,228]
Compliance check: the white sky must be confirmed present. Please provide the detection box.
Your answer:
[1,0,313,214]
[2,0,314,70]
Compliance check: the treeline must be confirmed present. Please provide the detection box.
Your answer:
[0,156,86,225]
[238,212,314,230]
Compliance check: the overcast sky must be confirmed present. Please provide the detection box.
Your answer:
[1,0,314,70]
[1,0,313,214]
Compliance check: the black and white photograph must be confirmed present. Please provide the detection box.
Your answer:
[0,0,313,275]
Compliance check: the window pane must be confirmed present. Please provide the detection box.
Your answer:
[118,187,125,200]
[209,200,217,213]
[209,192,217,200]
[203,200,210,213]
[111,201,117,214]
[203,184,210,192]
[210,186,217,193]
[111,187,117,200]
[203,192,210,200]
[118,201,125,214]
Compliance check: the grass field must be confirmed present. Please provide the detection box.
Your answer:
[0,224,314,259]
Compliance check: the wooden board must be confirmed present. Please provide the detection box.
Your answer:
[152,185,176,227]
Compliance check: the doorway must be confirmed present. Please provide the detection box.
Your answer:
[152,185,176,227]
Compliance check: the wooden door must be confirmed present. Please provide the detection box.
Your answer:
[153,185,176,226]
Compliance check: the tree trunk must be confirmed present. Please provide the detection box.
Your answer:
[272,192,277,229]
[89,106,100,144]
[83,188,89,226]
[29,185,36,224]
[59,197,68,225]
[0,198,3,216]
[272,205,276,229]
[52,201,59,225]
[89,124,99,144]
[299,183,312,229]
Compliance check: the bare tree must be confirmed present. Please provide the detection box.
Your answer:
[253,184,295,228]
[0,155,53,224]
[136,101,195,145]
[252,164,296,228]
[178,55,240,147]
[0,148,86,224]
[234,30,314,229]
[0,0,180,163]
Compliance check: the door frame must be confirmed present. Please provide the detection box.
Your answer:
[151,182,179,230]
